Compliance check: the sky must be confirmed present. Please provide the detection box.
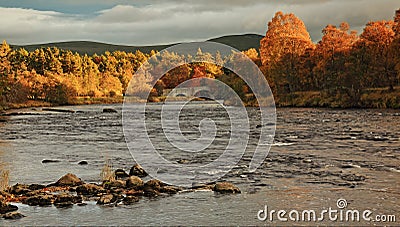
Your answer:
[0,0,398,46]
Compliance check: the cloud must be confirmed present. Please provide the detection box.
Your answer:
[0,0,398,46]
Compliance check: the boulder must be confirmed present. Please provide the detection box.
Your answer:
[3,211,25,219]
[123,196,139,205]
[103,108,118,113]
[24,195,54,206]
[76,184,105,196]
[78,161,88,165]
[54,194,82,205]
[214,182,241,194]
[160,186,182,195]
[103,180,126,189]
[129,164,148,177]
[144,179,163,191]
[97,194,117,205]
[143,188,160,198]
[126,176,144,190]
[28,184,46,191]
[0,202,18,214]
[55,173,83,186]
[9,184,31,195]
[115,169,129,179]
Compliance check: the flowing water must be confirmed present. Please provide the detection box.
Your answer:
[0,104,399,225]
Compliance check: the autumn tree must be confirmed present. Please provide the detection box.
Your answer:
[312,23,358,94]
[260,12,314,95]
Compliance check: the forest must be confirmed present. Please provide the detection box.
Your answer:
[0,9,399,109]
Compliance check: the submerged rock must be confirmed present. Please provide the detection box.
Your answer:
[55,173,83,186]
[3,211,25,219]
[214,182,241,194]
[126,176,144,190]
[129,164,148,177]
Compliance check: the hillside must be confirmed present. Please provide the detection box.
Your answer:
[11,34,263,55]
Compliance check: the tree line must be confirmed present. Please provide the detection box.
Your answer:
[0,9,399,108]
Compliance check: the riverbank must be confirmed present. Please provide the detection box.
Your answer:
[1,86,399,112]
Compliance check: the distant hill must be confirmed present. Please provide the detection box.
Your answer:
[11,34,263,55]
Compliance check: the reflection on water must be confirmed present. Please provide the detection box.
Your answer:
[0,105,399,225]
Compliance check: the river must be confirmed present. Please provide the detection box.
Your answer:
[0,104,399,225]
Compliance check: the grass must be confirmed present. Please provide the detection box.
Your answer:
[0,168,9,191]
[100,160,115,182]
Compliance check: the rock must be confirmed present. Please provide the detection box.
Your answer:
[9,184,31,195]
[160,186,182,194]
[25,195,53,206]
[55,173,83,186]
[78,161,88,165]
[103,180,126,189]
[3,212,25,219]
[341,174,366,182]
[103,108,118,113]
[129,164,148,177]
[97,194,117,205]
[126,190,144,197]
[76,184,105,196]
[115,169,129,179]
[54,202,73,208]
[77,203,87,206]
[214,182,241,194]
[28,184,46,191]
[123,196,139,205]
[144,179,163,191]
[143,188,160,198]
[126,176,144,190]
[42,159,61,164]
[0,202,18,214]
[54,194,82,205]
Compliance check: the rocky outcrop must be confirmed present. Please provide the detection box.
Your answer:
[214,182,241,194]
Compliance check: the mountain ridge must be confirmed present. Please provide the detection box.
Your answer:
[10,34,264,55]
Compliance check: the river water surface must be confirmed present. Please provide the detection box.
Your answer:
[0,104,399,225]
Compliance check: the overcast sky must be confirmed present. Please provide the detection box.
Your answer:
[0,0,398,46]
